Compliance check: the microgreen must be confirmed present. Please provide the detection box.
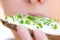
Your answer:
[16,14,23,19]
[53,18,59,22]
[25,20,30,24]
[5,16,8,20]
[9,16,15,21]
[37,16,43,21]
[37,23,43,28]
[53,24,57,29]
[9,16,14,19]
[19,20,24,24]
[44,21,50,26]
[27,15,35,21]
[47,19,52,22]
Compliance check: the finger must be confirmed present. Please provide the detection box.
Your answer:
[33,30,48,40]
[17,25,33,40]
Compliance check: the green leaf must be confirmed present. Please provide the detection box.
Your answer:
[37,16,43,21]
[25,20,30,24]
[19,20,24,24]
[5,16,7,20]
[27,16,35,21]
[37,16,43,18]
[9,16,14,19]
[16,14,23,19]
[53,19,59,22]
[47,19,52,22]
[44,21,49,25]
[53,24,57,30]
[44,20,51,26]
[37,23,43,28]
[9,16,15,21]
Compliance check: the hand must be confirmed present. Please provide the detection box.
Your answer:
[17,25,48,40]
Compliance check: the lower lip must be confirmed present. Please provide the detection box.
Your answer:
[28,12,45,16]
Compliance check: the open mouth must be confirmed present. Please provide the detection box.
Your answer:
[0,14,60,40]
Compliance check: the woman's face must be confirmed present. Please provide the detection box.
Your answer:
[2,0,60,20]
[1,0,60,40]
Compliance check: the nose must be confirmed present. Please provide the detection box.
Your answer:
[26,0,44,4]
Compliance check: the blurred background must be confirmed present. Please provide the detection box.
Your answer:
[0,2,15,40]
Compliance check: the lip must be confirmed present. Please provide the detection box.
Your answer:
[28,12,45,17]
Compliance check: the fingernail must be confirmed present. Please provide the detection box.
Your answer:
[17,25,33,40]
[17,25,21,30]
[17,25,25,30]
[34,30,48,40]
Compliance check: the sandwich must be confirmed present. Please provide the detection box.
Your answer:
[0,14,60,40]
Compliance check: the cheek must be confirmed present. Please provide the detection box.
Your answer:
[50,0,60,21]
[2,0,31,15]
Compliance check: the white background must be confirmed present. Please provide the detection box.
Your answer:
[0,2,15,40]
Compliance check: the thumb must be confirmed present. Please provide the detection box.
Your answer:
[33,30,48,40]
[17,25,33,40]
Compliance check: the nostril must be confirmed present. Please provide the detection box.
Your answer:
[28,0,31,3]
[25,0,44,4]
[25,0,31,3]
[38,0,44,4]
[38,0,40,2]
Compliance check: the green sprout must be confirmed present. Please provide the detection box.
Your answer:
[16,14,23,19]
[53,24,57,30]
[47,19,52,22]
[43,20,50,26]
[27,15,35,21]
[25,20,30,24]
[53,18,59,22]
[37,23,43,28]
[9,16,15,21]
[5,16,8,20]
[37,16,43,18]
[37,16,43,21]
[19,20,24,24]
[9,16,14,19]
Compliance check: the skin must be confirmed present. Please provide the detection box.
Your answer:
[1,0,60,21]
[10,21,48,40]
[17,25,48,40]
[0,0,60,40]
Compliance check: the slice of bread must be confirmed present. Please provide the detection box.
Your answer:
[0,16,60,40]
[0,19,60,40]
[0,19,17,31]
